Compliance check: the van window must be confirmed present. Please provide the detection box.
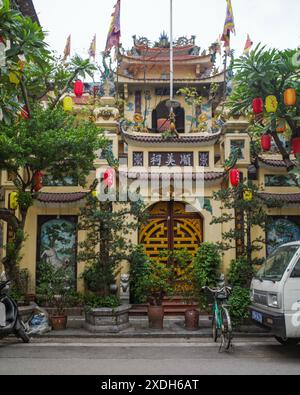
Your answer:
[292,257,300,278]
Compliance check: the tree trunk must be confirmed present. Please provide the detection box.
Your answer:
[0,207,28,287]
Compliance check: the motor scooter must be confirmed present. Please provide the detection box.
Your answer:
[0,279,30,343]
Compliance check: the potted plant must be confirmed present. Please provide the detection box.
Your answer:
[136,260,172,329]
[36,261,74,331]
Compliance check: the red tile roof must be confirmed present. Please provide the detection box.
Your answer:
[260,193,300,204]
[258,157,297,168]
[37,192,88,203]
[122,130,221,145]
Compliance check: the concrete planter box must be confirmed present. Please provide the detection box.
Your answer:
[84,305,131,333]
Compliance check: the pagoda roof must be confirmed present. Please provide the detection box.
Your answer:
[260,193,300,205]
[121,129,221,147]
[258,156,297,169]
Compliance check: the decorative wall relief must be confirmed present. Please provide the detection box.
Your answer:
[267,217,300,255]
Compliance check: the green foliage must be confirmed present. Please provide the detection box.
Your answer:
[79,194,146,296]
[228,256,255,288]
[84,295,120,310]
[135,261,173,306]
[228,287,251,328]
[193,243,221,289]
[36,261,74,315]
[129,245,151,304]
[211,181,270,266]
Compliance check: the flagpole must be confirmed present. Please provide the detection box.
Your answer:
[170,0,174,110]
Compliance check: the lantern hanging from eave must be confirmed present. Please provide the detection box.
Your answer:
[33,171,44,192]
[261,134,272,151]
[9,71,20,85]
[276,119,286,133]
[292,138,300,155]
[243,190,253,202]
[20,106,29,120]
[284,88,297,107]
[9,192,19,210]
[230,168,240,188]
[252,97,264,114]
[63,96,73,112]
[265,95,278,113]
[74,80,84,98]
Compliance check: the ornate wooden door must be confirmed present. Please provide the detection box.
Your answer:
[139,201,203,261]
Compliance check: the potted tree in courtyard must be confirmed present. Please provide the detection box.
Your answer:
[78,192,146,333]
[36,261,74,330]
[136,260,172,330]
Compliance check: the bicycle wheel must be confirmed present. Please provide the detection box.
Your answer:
[212,311,219,343]
[220,307,233,351]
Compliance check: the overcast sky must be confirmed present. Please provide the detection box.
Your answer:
[33,0,300,60]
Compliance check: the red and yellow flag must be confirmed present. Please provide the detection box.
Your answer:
[221,0,236,54]
[105,0,121,53]
[243,34,253,55]
[89,34,96,60]
[63,35,71,62]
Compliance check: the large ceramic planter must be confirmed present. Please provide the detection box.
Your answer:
[185,309,200,331]
[50,315,68,331]
[148,305,164,330]
[84,305,131,333]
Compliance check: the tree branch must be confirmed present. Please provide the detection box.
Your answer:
[20,76,31,117]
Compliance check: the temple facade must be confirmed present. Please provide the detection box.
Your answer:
[1,34,300,295]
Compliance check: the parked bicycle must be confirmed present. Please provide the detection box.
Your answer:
[202,285,233,351]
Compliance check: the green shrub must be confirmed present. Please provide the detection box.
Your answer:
[82,263,115,294]
[228,287,251,328]
[228,256,255,288]
[84,295,120,309]
[129,245,151,304]
[193,242,221,289]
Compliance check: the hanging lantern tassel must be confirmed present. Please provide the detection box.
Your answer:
[230,168,240,188]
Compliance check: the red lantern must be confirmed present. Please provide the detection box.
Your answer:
[20,106,29,120]
[252,97,264,114]
[103,168,114,188]
[292,138,300,155]
[230,168,240,188]
[74,80,84,98]
[33,171,44,192]
[261,134,272,151]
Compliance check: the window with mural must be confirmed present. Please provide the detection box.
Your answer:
[267,217,300,255]
[265,175,297,187]
[230,140,245,160]
[37,216,78,287]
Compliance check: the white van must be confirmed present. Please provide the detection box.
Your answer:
[250,241,300,346]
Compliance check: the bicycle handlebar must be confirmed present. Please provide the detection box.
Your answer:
[202,286,232,294]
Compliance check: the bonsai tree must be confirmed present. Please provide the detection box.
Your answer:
[227,45,300,174]
[135,260,172,306]
[0,1,108,285]
[78,193,146,298]
[193,242,221,289]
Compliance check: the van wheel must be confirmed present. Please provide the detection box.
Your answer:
[275,337,300,346]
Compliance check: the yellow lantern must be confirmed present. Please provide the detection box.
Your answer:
[63,96,73,112]
[92,190,98,198]
[9,71,20,85]
[9,192,19,210]
[265,95,278,113]
[243,190,253,202]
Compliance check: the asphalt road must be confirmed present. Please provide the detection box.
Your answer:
[0,337,300,375]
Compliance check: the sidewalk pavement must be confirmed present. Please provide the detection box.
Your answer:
[32,316,270,339]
